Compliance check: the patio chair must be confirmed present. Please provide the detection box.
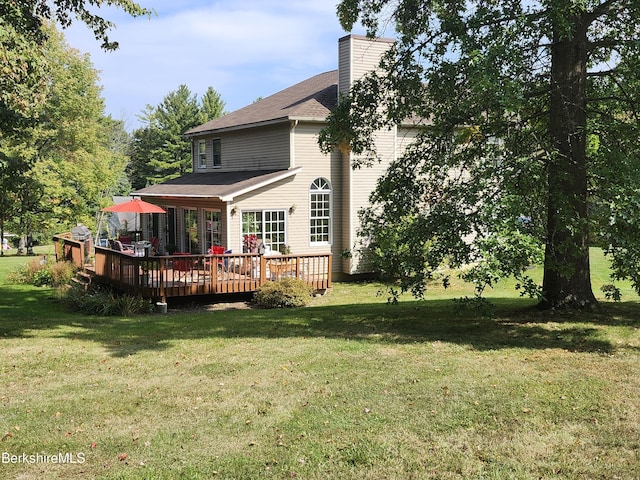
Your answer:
[206,246,226,272]
[111,239,134,255]
[149,236,160,255]
[223,250,232,271]
[172,253,193,282]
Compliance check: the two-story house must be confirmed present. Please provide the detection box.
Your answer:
[134,34,419,279]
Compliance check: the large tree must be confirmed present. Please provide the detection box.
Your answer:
[0,0,151,133]
[324,0,640,308]
[1,26,129,239]
[1,0,150,247]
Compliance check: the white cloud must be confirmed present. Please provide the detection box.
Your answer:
[63,0,364,129]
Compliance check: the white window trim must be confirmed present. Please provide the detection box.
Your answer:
[203,208,222,249]
[197,140,207,169]
[240,209,287,252]
[309,178,332,246]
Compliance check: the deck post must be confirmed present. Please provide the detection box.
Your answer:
[133,256,139,297]
[259,255,266,285]
[159,258,166,303]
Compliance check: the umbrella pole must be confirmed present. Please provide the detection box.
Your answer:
[95,211,104,252]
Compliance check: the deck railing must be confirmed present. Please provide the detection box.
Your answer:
[52,234,86,268]
[93,246,332,302]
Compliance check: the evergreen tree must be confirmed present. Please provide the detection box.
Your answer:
[129,85,226,187]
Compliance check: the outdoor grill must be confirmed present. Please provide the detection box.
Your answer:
[71,224,93,261]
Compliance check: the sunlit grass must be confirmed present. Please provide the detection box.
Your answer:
[0,248,639,479]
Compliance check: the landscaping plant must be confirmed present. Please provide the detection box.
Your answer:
[253,277,313,308]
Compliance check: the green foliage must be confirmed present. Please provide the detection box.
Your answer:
[0,0,150,135]
[0,17,48,132]
[452,295,495,317]
[600,284,622,302]
[253,277,313,308]
[327,0,640,307]
[6,256,76,287]
[200,86,226,120]
[318,94,359,156]
[63,282,152,316]
[0,0,152,50]
[1,26,130,238]
[129,85,225,188]
[1,0,147,240]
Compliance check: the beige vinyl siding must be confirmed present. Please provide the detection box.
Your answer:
[290,124,343,262]
[225,123,343,271]
[339,35,394,92]
[191,124,290,173]
[345,126,397,273]
[342,146,353,274]
[337,35,395,274]
[341,126,420,273]
[228,176,296,253]
[338,36,351,95]
[397,126,421,152]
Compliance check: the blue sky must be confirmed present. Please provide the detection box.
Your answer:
[63,0,370,130]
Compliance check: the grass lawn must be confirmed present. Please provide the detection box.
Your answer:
[1,248,639,479]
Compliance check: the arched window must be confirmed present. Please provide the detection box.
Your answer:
[310,178,331,244]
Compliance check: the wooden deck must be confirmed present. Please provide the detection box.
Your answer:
[53,235,331,302]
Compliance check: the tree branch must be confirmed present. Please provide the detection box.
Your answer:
[585,0,623,24]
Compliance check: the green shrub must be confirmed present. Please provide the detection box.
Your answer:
[63,282,152,316]
[115,293,154,316]
[5,256,74,286]
[6,258,40,285]
[253,277,312,308]
[49,261,77,286]
[31,265,54,286]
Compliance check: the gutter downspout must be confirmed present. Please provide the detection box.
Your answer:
[226,201,234,251]
[290,120,299,168]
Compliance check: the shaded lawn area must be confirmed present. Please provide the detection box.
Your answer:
[1,252,639,479]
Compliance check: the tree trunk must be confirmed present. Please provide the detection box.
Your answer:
[541,16,597,309]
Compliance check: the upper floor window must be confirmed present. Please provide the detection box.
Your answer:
[212,138,222,167]
[197,140,207,168]
[310,178,331,244]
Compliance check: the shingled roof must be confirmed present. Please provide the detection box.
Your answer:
[185,70,338,136]
[133,168,302,202]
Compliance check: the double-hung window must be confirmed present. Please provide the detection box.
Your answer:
[212,138,222,167]
[197,140,207,168]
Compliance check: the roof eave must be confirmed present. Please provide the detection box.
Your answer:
[186,118,426,139]
[135,167,303,203]
[185,117,292,137]
[132,193,214,199]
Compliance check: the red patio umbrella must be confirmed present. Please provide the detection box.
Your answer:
[101,198,166,240]
[101,198,166,214]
